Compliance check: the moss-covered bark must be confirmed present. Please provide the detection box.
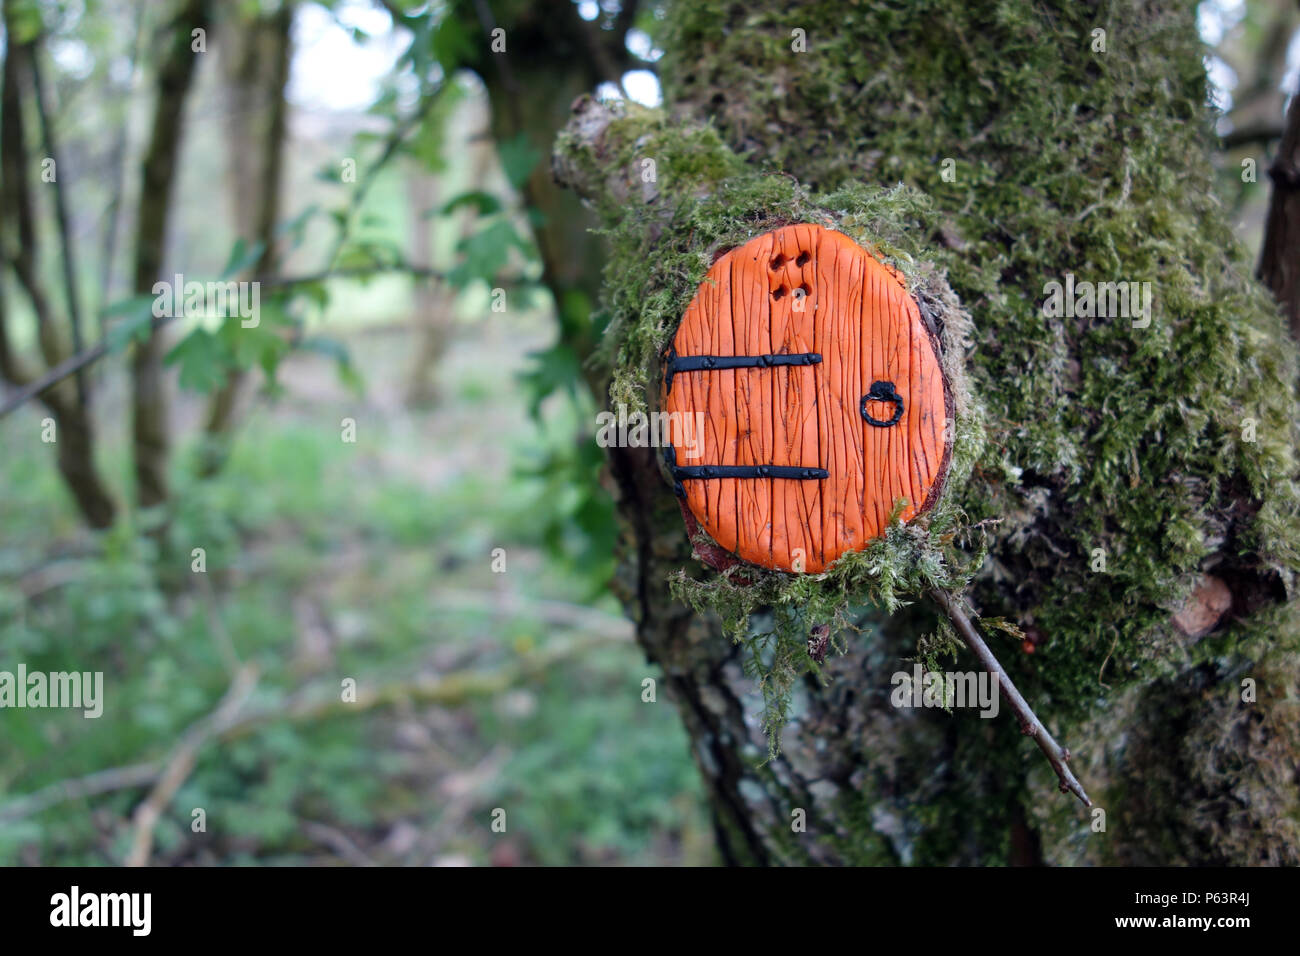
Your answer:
[557,0,1300,864]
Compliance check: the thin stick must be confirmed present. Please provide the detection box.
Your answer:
[0,763,160,823]
[0,335,117,418]
[125,664,259,867]
[929,588,1092,807]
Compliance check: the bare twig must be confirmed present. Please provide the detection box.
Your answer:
[422,745,508,862]
[0,334,117,419]
[0,763,160,823]
[302,820,377,867]
[929,588,1092,807]
[1220,121,1284,149]
[125,664,259,866]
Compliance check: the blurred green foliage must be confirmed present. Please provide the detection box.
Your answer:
[0,311,704,865]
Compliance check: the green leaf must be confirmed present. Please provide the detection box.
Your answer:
[431,14,473,69]
[447,218,530,289]
[164,329,232,393]
[216,302,291,381]
[276,204,322,256]
[404,84,464,172]
[518,343,581,420]
[291,280,331,311]
[300,336,365,394]
[221,238,267,278]
[439,190,502,217]
[497,133,541,191]
[276,204,321,239]
[335,238,404,272]
[102,295,158,354]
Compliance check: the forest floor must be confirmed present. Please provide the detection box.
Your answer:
[0,305,712,866]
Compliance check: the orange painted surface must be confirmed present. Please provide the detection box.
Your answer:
[662,223,949,573]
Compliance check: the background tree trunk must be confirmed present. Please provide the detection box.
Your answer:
[558,0,1300,865]
[199,1,294,474]
[130,0,210,507]
[1258,80,1300,339]
[0,14,116,528]
[451,0,634,395]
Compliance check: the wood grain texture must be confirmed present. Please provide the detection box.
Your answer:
[663,224,949,573]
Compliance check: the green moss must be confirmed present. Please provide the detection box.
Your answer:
[643,0,1300,715]
[557,111,991,744]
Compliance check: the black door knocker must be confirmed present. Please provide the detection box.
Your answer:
[860,380,904,427]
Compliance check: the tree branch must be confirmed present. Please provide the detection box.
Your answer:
[0,263,481,421]
[930,588,1092,807]
[0,334,118,419]
[1220,121,1284,149]
[29,37,89,407]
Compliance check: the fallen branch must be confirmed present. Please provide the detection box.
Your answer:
[0,763,160,823]
[929,588,1092,807]
[125,664,259,866]
[301,820,377,867]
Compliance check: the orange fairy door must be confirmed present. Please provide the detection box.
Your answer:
[661,223,950,574]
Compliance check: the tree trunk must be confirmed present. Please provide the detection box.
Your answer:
[1259,81,1300,340]
[130,0,210,507]
[200,1,293,473]
[403,168,450,406]
[0,16,116,529]
[557,0,1300,865]
[451,0,630,394]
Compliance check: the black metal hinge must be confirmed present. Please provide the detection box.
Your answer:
[662,445,827,498]
[664,345,821,394]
